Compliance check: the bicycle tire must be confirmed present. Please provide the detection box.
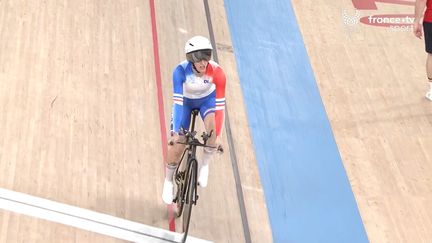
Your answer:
[181,159,197,241]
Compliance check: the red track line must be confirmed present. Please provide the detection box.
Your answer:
[148,0,176,232]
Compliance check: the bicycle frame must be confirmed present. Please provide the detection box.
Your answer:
[174,110,200,206]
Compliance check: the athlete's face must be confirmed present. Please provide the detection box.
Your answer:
[194,60,208,73]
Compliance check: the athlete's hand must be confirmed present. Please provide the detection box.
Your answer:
[414,21,423,39]
[215,136,224,154]
[168,133,179,146]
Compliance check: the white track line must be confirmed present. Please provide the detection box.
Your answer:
[0,188,211,243]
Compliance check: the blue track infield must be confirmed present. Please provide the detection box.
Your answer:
[224,0,369,242]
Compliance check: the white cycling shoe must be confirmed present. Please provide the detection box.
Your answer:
[426,91,432,101]
[198,164,209,188]
[162,179,174,204]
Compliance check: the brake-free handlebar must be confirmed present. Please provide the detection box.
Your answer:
[168,129,223,153]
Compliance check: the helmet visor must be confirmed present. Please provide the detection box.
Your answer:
[187,49,212,62]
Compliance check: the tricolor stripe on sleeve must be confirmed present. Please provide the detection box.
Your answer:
[216,97,225,110]
[173,93,183,105]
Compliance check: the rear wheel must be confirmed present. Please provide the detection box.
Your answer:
[181,159,197,241]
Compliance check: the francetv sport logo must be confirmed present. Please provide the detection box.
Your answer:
[344,0,414,31]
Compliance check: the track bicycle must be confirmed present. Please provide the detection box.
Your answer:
[171,109,221,243]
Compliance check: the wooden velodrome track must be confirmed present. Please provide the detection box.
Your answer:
[0,0,431,242]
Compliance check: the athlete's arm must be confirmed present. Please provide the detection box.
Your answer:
[414,0,427,38]
[170,65,185,134]
[213,66,226,138]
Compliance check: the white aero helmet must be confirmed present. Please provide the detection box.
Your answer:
[185,36,213,62]
[185,36,213,53]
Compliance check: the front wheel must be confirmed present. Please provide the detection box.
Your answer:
[181,159,197,242]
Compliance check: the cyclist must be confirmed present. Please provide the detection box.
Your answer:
[162,36,226,204]
[414,0,432,100]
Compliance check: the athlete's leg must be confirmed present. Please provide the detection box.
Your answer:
[197,111,217,188]
[424,22,432,100]
[165,103,192,181]
[427,54,432,78]
[165,100,194,171]
[162,103,193,204]
[199,91,217,148]
[427,54,432,87]
[163,139,187,204]
[203,112,217,147]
